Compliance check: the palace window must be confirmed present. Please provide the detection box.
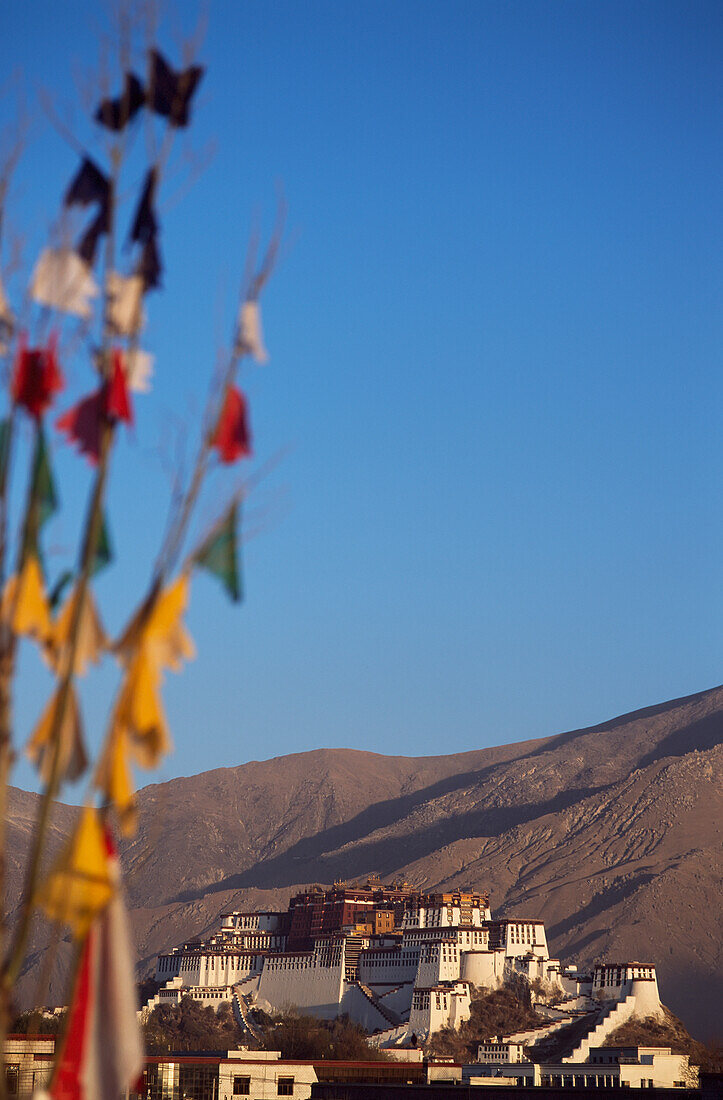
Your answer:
[277,1075,295,1095]
[233,1076,250,1095]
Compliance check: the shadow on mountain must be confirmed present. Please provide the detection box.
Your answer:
[527,685,723,761]
[635,711,723,769]
[156,756,528,903]
[169,783,615,904]
[545,871,656,942]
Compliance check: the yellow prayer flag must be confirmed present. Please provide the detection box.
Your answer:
[115,646,172,768]
[26,683,88,785]
[37,805,114,938]
[95,726,137,837]
[116,573,195,673]
[5,556,52,643]
[49,585,108,676]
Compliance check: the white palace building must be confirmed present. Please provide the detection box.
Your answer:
[144,879,665,1059]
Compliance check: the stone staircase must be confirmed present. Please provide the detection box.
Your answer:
[357,982,403,1028]
[232,985,265,1044]
[505,1016,576,1046]
[562,995,636,1063]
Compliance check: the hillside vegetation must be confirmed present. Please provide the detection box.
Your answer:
[427,985,543,1060]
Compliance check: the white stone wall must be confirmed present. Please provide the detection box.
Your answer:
[339,984,394,1032]
[501,920,548,958]
[461,948,506,988]
[592,964,660,1006]
[415,942,462,988]
[257,952,345,1019]
[358,947,417,985]
[155,952,182,981]
[408,982,470,1036]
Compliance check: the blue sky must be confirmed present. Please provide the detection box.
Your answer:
[2,0,721,792]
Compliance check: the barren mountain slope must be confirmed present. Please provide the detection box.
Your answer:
[6,685,722,1039]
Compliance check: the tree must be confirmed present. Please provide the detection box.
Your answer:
[261,1009,389,1061]
[426,984,544,1061]
[0,9,283,1096]
[143,997,241,1055]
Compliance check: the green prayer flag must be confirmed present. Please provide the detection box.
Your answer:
[91,513,113,577]
[34,427,58,529]
[20,426,58,567]
[194,502,242,602]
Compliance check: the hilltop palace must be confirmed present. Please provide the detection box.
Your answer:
[145,878,665,1061]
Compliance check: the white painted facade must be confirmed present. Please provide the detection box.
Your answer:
[466,1046,696,1089]
[409,981,471,1035]
[592,963,663,1016]
[477,1041,528,1063]
[148,891,665,1043]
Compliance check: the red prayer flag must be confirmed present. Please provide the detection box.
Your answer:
[212,385,252,464]
[107,350,133,425]
[12,332,64,419]
[56,350,134,464]
[56,392,104,465]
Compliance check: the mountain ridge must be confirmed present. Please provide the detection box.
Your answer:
[6,683,722,1039]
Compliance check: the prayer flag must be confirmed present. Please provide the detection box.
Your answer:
[195,502,242,602]
[49,825,143,1100]
[19,426,59,567]
[95,72,145,131]
[128,168,158,246]
[91,513,113,577]
[77,209,109,267]
[128,170,163,288]
[64,158,111,267]
[147,49,204,127]
[56,391,104,465]
[26,683,87,785]
[56,353,133,464]
[236,300,268,363]
[31,426,59,529]
[107,271,145,336]
[12,335,64,419]
[64,159,110,210]
[49,586,107,677]
[138,237,162,290]
[37,805,114,938]
[116,573,195,674]
[212,385,252,464]
[94,727,136,836]
[30,248,99,319]
[124,348,154,394]
[5,554,52,643]
[115,646,172,768]
[107,350,133,424]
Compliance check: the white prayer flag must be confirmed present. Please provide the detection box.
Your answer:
[124,348,154,393]
[237,300,269,363]
[107,272,146,337]
[30,248,99,319]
